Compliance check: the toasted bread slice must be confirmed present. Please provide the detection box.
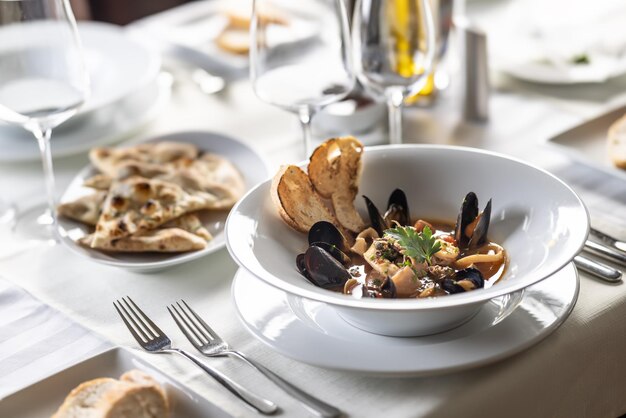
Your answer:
[271,165,337,233]
[308,137,366,233]
[51,371,168,418]
[608,113,626,169]
[215,28,250,55]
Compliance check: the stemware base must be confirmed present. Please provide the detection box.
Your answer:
[0,202,57,258]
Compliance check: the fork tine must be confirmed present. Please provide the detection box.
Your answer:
[121,298,155,339]
[172,303,208,344]
[124,296,164,338]
[167,305,203,348]
[180,299,220,342]
[113,300,148,344]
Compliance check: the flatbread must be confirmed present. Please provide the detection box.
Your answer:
[90,176,224,247]
[80,214,212,252]
[57,191,107,226]
[89,142,198,177]
[83,153,246,207]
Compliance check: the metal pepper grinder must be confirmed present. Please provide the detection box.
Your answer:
[455,17,490,122]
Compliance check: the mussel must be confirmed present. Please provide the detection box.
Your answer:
[441,267,485,294]
[297,245,351,290]
[363,188,410,235]
[454,192,492,250]
[308,221,350,252]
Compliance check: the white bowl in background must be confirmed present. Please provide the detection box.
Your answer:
[225,145,589,336]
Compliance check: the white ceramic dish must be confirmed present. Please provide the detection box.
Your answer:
[0,21,160,119]
[546,104,626,182]
[233,264,579,376]
[0,74,171,163]
[58,131,269,273]
[132,0,317,75]
[0,347,232,418]
[226,145,589,336]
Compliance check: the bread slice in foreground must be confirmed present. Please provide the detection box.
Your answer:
[271,165,338,233]
[51,370,168,418]
[608,113,626,169]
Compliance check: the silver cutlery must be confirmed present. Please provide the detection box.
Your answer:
[573,255,622,283]
[583,240,626,267]
[113,297,278,415]
[167,300,342,418]
[590,227,626,254]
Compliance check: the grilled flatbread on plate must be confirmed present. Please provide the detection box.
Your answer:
[90,176,226,248]
[57,191,107,226]
[83,153,246,208]
[80,214,212,253]
[89,142,198,177]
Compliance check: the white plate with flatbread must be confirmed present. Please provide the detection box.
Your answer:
[57,131,269,272]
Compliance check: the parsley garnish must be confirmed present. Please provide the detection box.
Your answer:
[571,53,590,65]
[384,226,441,265]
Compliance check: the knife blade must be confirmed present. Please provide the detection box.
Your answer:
[583,240,626,267]
[590,227,626,254]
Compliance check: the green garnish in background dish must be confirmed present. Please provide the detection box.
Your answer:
[384,226,441,265]
[571,53,590,65]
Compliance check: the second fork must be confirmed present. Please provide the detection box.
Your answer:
[168,300,342,418]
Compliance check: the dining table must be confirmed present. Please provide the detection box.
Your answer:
[1,2,626,417]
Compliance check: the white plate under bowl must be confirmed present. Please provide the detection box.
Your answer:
[233,263,579,376]
[58,131,268,273]
[0,74,171,163]
[226,145,589,336]
[0,347,232,418]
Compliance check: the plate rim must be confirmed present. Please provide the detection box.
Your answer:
[57,131,269,272]
[0,75,172,163]
[232,263,580,376]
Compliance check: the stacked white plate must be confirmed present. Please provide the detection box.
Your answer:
[0,22,169,162]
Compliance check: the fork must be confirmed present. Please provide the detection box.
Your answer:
[168,300,343,418]
[113,297,278,415]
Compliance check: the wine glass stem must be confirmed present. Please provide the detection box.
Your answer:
[33,127,57,229]
[298,107,314,157]
[387,89,404,145]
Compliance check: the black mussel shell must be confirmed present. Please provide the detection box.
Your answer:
[384,189,410,227]
[454,267,485,289]
[303,246,351,289]
[296,253,307,276]
[442,268,485,294]
[310,242,351,267]
[468,199,492,249]
[308,221,348,251]
[364,195,387,236]
[380,276,397,298]
[455,192,479,248]
[441,278,465,294]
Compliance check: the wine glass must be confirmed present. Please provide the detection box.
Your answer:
[0,0,89,242]
[250,0,355,156]
[352,0,436,144]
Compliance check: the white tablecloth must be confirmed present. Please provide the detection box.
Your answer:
[1,7,626,418]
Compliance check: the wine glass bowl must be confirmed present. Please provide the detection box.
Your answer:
[352,0,436,144]
[250,0,355,155]
[0,0,88,240]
